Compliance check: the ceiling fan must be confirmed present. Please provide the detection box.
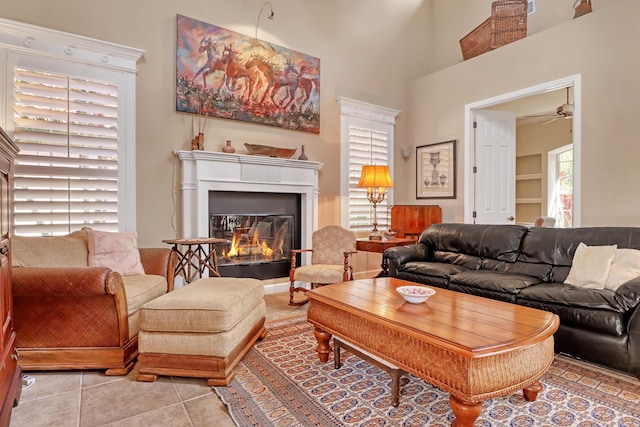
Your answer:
[525,87,573,125]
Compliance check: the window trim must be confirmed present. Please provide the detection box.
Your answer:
[0,17,144,232]
[337,97,400,230]
[547,143,573,228]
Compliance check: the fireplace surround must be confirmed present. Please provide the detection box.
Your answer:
[177,150,323,291]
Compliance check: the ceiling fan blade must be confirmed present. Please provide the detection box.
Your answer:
[542,117,561,125]
[524,114,557,118]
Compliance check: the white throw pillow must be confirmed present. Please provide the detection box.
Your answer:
[604,248,640,291]
[564,242,617,289]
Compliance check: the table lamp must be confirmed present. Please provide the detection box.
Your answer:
[357,165,394,240]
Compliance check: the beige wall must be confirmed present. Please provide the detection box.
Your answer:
[1,0,637,254]
[427,0,622,72]
[404,0,640,226]
[1,0,430,248]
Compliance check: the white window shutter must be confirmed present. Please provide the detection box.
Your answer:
[13,68,120,236]
[337,97,400,233]
[1,18,144,236]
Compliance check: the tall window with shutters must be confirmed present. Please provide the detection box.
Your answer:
[0,18,143,236]
[12,68,119,236]
[338,98,400,233]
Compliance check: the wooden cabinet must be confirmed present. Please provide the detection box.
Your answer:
[0,127,20,426]
[390,205,442,240]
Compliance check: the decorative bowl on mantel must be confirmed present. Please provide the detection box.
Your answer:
[244,143,296,159]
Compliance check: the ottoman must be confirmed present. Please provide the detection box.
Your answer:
[136,277,266,386]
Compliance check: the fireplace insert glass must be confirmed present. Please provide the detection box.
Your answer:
[209,191,300,280]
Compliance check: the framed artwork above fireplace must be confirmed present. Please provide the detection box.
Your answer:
[175,14,321,134]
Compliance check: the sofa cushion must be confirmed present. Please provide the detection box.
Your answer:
[449,270,542,294]
[420,223,528,263]
[432,251,481,270]
[518,282,629,313]
[605,249,640,291]
[124,274,169,315]
[140,278,264,333]
[87,229,145,276]
[402,261,469,281]
[517,283,627,336]
[564,243,617,290]
[12,234,89,268]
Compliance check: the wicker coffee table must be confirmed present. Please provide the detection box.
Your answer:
[306,277,559,427]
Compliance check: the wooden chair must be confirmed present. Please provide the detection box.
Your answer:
[289,225,357,306]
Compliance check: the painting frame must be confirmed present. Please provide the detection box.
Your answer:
[416,140,457,199]
[175,14,321,134]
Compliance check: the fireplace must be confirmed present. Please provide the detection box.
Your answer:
[177,150,322,287]
[209,191,301,279]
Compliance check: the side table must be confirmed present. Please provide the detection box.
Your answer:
[162,238,229,284]
[356,237,416,276]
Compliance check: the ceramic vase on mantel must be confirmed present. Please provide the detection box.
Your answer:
[297,144,308,160]
[191,133,204,150]
[222,140,236,153]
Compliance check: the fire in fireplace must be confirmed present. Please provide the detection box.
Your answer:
[209,191,301,280]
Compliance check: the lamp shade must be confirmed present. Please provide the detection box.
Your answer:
[357,165,394,189]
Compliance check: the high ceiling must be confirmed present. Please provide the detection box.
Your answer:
[489,86,573,125]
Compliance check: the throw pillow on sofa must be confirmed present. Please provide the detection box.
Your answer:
[605,248,640,291]
[87,229,145,276]
[564,242,617,290]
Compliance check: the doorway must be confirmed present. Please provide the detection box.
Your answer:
[464,74,581,227]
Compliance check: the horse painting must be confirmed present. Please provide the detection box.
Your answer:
[176,14,320,134]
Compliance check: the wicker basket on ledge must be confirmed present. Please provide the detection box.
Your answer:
[460,0,528,60]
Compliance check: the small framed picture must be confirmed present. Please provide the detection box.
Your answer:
[416,140,457,199]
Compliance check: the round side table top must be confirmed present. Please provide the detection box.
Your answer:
[163,237,229,245]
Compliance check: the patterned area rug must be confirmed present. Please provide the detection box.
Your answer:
[215,318,640,427]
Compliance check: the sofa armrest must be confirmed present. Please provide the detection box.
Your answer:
[12,267,131,348]
[383,243,428,276]
[615,278,640,312]
[13,267,123,297]
[139,248,177,292]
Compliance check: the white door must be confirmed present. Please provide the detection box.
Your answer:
[474,110,516,224]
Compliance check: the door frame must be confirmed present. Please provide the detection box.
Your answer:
[463,74,581,226]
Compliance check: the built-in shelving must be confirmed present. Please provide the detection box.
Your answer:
[516,154,543,223]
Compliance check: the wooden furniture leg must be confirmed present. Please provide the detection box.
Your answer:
[449,395,483,427]
[313,328,332,362]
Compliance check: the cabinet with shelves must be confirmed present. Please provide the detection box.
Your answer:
[516,154,543,224]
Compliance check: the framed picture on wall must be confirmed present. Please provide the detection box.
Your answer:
[416,140,457,199]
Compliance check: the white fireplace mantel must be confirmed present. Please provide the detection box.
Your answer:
[177,150,323,255]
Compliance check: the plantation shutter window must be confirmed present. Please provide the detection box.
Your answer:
[13,68,119,236]
[1,18,144,236]
[338,97,400,232]
[347,126,391,231]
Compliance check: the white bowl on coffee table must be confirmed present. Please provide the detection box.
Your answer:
[396,285,436,304]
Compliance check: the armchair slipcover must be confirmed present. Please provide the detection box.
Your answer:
[289,225,356,305]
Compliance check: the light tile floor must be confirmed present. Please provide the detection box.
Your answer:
[9,292,308,427]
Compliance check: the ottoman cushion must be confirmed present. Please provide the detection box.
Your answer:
[138,302,265,357]
[140,277,263,333]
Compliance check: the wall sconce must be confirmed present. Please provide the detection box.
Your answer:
[357,165,394,240]
[402,147,412,159]
[255,1,275,40]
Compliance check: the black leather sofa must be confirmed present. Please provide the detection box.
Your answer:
[383,223,640,378]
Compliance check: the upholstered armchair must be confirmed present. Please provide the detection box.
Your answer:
[11,229,177,375]
[289,225,357,306]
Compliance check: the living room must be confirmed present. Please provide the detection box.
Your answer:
[2,0,640,425]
